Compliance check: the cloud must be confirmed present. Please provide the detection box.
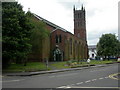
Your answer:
[85,0,118,45]
[18,0,119,45]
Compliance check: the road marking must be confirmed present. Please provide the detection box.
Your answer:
[65,86,71,88]
[57,86,66,88]
[69,86,120,88]
[91,79,97,81]
[1,79,25,83]
[76,82,83,85]
[99,78,104,80]
[57,86,71,88]
[109,73,120,80]
[105,76,109,79]
[85,80,91,83]
[57,75,116,89]
[57,86,120,89]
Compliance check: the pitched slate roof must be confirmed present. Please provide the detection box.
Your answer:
[33,13,67,32]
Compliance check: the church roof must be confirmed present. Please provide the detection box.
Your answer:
[32,13,87,44]
[33,13,67,32]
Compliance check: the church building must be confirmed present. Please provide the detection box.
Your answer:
[29,5,88,62]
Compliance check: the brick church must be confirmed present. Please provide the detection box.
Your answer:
[29,5,88,62]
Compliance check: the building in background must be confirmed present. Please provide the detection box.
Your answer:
[88,45,97,60]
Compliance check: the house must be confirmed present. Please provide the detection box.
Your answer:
[88,45,97,60]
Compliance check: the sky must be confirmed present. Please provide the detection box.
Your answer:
[17,0,119,45]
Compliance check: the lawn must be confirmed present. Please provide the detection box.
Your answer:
[90,60,114,65]
[50,61,70,69]
[3,59,119,73]
[3,62,49,72]
[50,60,118,69]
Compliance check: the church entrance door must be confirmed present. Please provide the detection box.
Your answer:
[53,48,63,61]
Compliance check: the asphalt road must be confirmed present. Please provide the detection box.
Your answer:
[2,63,120,89]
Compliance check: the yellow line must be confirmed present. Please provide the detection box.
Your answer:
[109,73,120,80]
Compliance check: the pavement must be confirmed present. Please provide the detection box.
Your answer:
[2,63,117,77]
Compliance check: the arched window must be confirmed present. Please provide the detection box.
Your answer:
[56,35,58,43]
[55,35,62,43]
[70,39,72,55]
[78,33,80,38]
[78,22,79,27]
[59,35,62,43]
[78,13,79,18]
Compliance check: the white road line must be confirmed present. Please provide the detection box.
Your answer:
[99,78,104,80]
[57,86,66,88]
[105,77,109,79]
[76,82,83,85]
[85,80,91,83]
[91,79,97,81]
[57,76,112,89]
[70,86,120,88]
[65,86,71,88]
[57,86,71,88]
[1,79,25,83]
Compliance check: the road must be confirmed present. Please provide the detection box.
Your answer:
[2,63,120,89]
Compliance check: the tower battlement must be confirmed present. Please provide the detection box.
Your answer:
[74,5,86,41]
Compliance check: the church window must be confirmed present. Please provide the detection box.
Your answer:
[78,33,80,38]
[56,35,58,43]
[81,21,82,26]
[59,35,62,43]
[55,35,62,43]
[78,13,79,18]
[80,13,82,17]
[70,39,72,55]
[77,22,79,27]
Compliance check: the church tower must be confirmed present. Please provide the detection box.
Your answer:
[74,5,86,41]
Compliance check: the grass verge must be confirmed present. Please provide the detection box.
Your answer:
[3,62,50,73]
[3,60,119,73]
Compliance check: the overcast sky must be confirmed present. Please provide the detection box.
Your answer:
[17,0,119,45]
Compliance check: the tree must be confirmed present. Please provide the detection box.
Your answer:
[26,12,50,60]
[97,33,120,60]
[116,41,120,57]
[2,2,32,68]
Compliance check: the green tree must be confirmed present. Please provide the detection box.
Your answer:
[116,41,120,57]
[2,2,32,68]
[97,34,120,60]
[26,12,50,59]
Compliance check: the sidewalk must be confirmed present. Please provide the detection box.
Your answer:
[2,64,112,77]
